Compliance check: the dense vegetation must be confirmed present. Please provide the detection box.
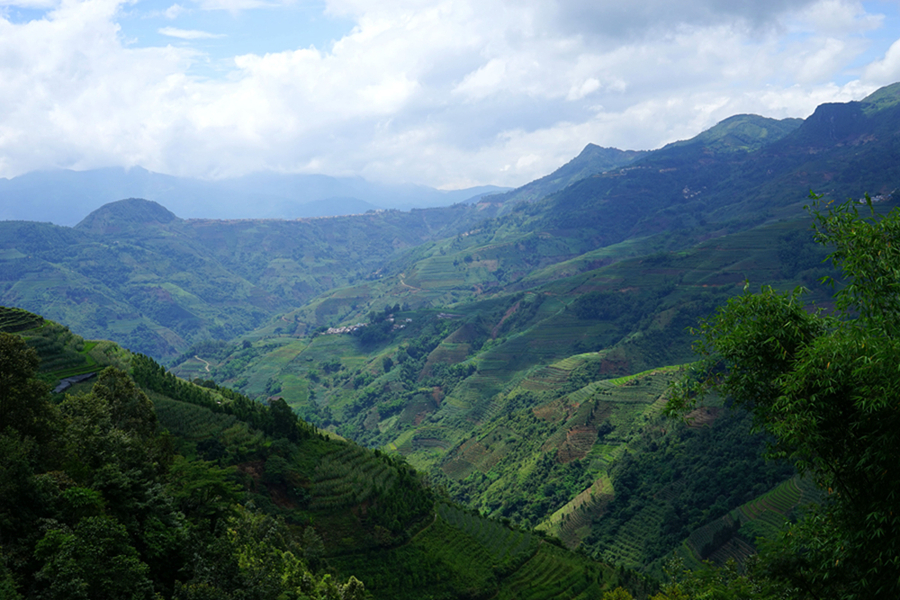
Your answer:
[581,410,793,567]
[666,197,900,598]
[0,311,625,599]
[0,332,367,599]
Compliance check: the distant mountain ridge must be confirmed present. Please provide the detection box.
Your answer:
[0,200,502,358]
[663,114,803,153]
[0,167,509,226]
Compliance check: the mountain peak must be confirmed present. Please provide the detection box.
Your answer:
[75,198,179,233]
[498,144,646,204]
[670,113,803,154]
[861,82,900,114]
[575,143,645,163]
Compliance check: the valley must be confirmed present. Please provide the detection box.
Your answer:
[3,83,900,598]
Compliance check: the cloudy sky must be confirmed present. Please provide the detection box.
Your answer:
[1,0,899,189]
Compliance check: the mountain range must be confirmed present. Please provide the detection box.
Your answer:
[3,82,900,590]
[0,166,510,226]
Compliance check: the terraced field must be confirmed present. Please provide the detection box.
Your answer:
[332,498,614,600]
[537,475,614,549]
[677,474,823,568]
[733,475,821,537]
[310,445,397,510]
[432,364,701,565]
[598,500,669,568]
[520,365,572,392]
[1,307,128,384]
[422,341,471,376]
[437,503,538,566]
[0,305,44,332]
[152,395,239,441]
[409,515,497,589]
[706,535,757,567]
[496,543,610,600]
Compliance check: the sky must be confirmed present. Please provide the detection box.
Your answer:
[1,0,900,189]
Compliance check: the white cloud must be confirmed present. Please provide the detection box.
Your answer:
[783,37,864,83]
[789,0,882,35]
[864,37,900,85]
[453,59,508,101]
[567,78,600,101]
[164,3,187,19]
[0,0,895,189]
[158,26,224,39]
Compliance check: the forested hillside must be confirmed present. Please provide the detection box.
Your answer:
[0,307,626,600]
[163,84,900,584]
[660,197,900,598]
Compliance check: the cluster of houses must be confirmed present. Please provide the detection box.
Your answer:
[323,323,368,335]
[391,317,413,330]
[320,316,413,336]
[858,193,892,204]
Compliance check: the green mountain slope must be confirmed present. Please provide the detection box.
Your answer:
[0,306,626,600]
[162,208,841,581]
[185,212,832,442]
[666,114,802,154]
[5,85,900,365]
[7,84,900,583]
[497,143,648,204]
[228,88,895,339]
[0,200,501,359]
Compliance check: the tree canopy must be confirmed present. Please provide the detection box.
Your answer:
[0,337,366,600]
[668,196,900,599]
[0,333,54,441]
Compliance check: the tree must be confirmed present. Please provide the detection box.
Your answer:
[166,456,241,530]
[668,197,900,599]
[603,587,635,600]
[649,557,787,600]
[0,336,58,560]
[0,333,54,441]
[265,397,301,442]
[91,367,158,439]
[33,515,154,600]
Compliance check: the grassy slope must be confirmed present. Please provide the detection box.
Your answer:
[179,209,835,454]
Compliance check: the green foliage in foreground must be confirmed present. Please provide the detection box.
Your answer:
[0,337,365,600]
[668,197,900,599]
